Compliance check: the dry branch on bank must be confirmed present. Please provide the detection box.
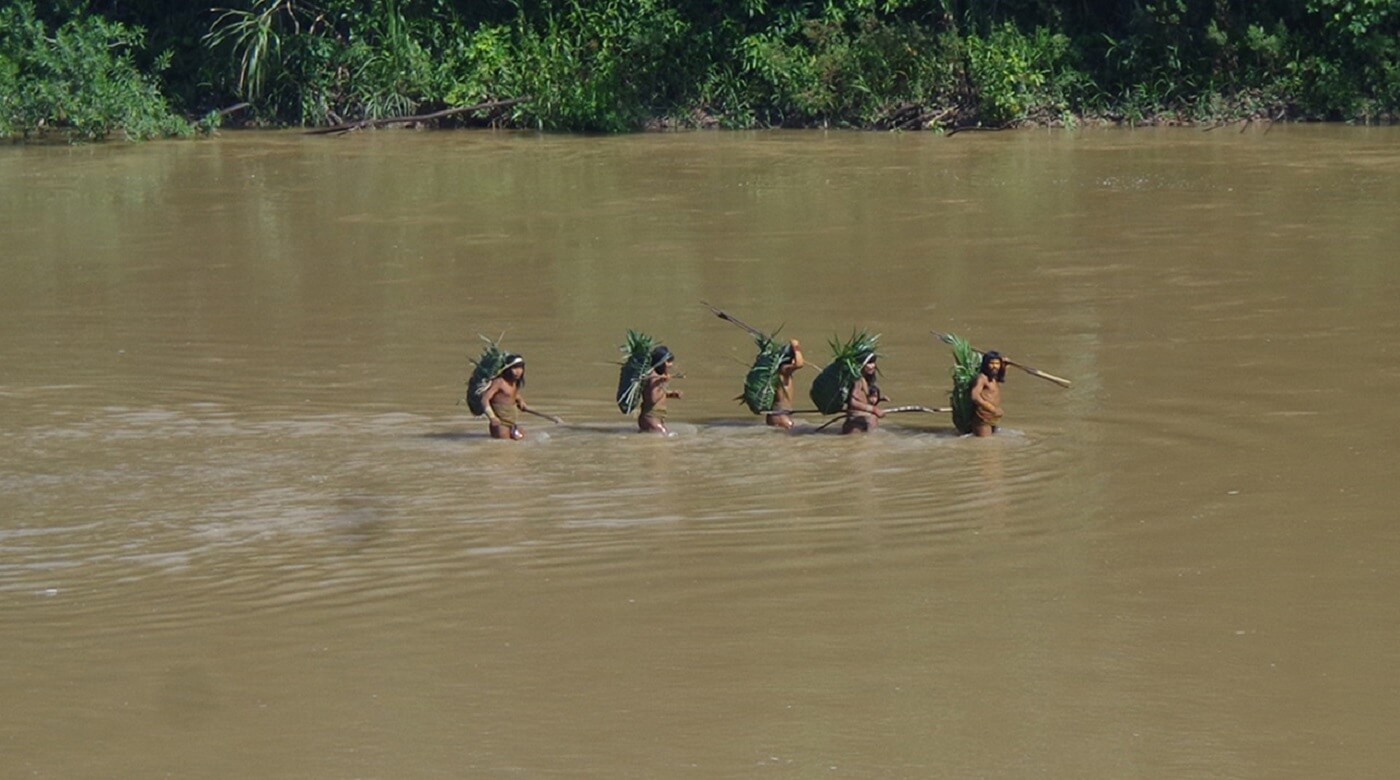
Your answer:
[213,102,251,118]
[303,98,530,135]
[878,103,958,131]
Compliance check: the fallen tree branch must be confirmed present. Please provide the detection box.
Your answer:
[895,106,955,132]
[187,102,250,123]
[304,97,530,136]
[945,121,1012,137]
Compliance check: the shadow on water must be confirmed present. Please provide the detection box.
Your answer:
[422,415,970,440]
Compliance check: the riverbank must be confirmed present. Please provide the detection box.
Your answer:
[5,0,1399,142]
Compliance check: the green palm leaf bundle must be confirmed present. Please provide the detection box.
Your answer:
[948,333,981,434]
[462,335,509,416]
[809,330,879,414]
[616,329,656,414]
[741,333,789,414]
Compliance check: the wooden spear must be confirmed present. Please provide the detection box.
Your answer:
[702,301,769,341]
[931,331,1072,388]
[812,405,950,432]
[523,408,565,425]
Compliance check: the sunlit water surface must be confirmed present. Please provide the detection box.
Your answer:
[3,127,1400,778]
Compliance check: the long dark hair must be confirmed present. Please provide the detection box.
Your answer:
[650,346,673,374]
[980,351,1006,382]
[861,352,881,400]
[501,353,525,387]
[859,351,880,378]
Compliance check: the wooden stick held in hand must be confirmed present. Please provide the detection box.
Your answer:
[523,408,565,424]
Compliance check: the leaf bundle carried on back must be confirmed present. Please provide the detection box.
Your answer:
[462,334,510,417]
[741,333,795,415]
[947,333,981,434]
[616,329,656,414]
[809,330,880,414]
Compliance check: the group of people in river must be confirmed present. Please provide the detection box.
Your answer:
[469,327,1013,442]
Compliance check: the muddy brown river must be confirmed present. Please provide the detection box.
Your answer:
[3,126,1399,778]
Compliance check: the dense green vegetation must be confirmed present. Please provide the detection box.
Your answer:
[4,0,1398,140]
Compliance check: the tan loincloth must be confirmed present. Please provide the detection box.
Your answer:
[490,397,518,426]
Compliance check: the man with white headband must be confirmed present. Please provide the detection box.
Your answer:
[480,353,531,440]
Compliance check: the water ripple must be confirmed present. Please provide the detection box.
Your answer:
[1,398,1083,637]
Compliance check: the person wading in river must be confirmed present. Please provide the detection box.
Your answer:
[767,339,806,430]
[970,351,1006,437]
[639,346,683,434]
[479,354,534,440]
[842,352,886,434]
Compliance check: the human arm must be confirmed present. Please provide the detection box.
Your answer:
[778,340,806,382]
[845,380,884,418]
[789,340,805,370]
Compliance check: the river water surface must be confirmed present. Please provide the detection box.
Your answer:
[3,127,1400,778]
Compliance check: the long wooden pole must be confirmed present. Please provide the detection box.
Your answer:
[931,331,1072,388]
[523,408,565,425]
[702,301,768,341]
[813,405,948,433]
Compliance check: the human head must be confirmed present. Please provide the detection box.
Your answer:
[650,345,674,375]
[859,351,878,379]
[980,351,1006,382]
[499,353,525,384]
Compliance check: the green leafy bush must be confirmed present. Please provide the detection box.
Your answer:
[511,0,695,131]
[966,23,1075,124]
[1,1,188,140]
[9,0,1400,139]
